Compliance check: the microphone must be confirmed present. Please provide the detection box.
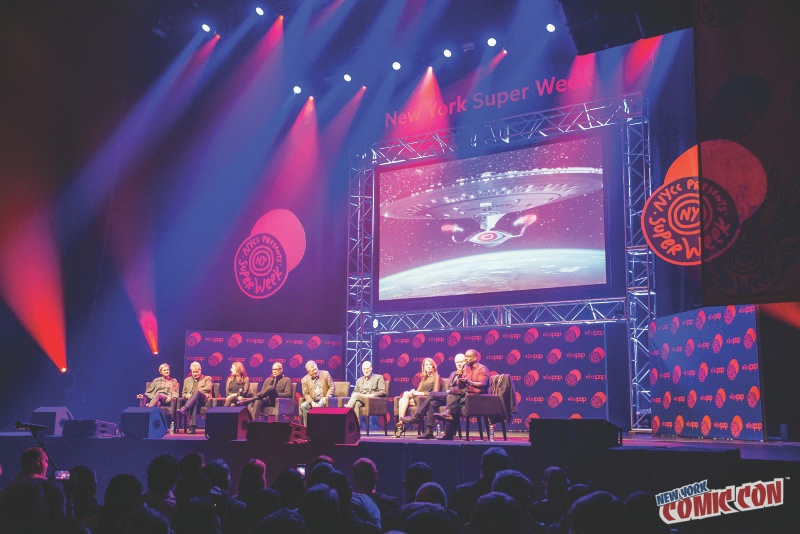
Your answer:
[15,421,50,432]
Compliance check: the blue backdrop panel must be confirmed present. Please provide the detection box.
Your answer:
[183,330,343,391]
[649,305,764,441]
[375,325,609,431]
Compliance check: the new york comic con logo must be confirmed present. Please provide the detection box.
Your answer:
[656,478,785,525]
[234,209,306,299]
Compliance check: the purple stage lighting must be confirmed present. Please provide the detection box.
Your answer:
[392,61,401,71]
[343,73,352,82]
[201,23,211,33]
[443,48,452,58]
[546,23,556,32]
[487,37,497,47]
[256,7,265,16]
[293,85,302,94]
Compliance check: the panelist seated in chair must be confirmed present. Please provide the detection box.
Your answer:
[224,362,252,406]
[432,348,488,440]
[401,353,466,439]
[178,361,213,434]
[394,357,442,438]
[300,360,335,426]
[137,363,179,408]
[345,360,387,413]
[249,362,293,419]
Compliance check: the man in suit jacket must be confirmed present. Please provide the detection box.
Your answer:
[250,362,293,420]
[345,360,386,411]
[300,360,334,426]
[179,361,213,433]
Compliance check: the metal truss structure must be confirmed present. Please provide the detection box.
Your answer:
[346,94,655,431]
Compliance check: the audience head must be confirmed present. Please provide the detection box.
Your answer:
[308,455,335,472]
[492,469,532,506]
[469,492,527,533]
[202,459,231,491]
[271,468,305,509]
[543,465,570,502]
[178,451,205,477]
[147,454,179,495]
[250,508,309,534]
[394,502,461,534]
[298,484,340,534]
[244,487,284,526]
[18,447,48,479]
[565,483,593,509]
[306,460,334,489]
[624,490,669,533]
[237,458,267,502]
[323,470,353,509]
[415,482,447,508]
[351,457,378,494]
[173,496,221,534]
[479,446,510,480]
[175,472,212,506]
[567,490,626,534]
[403,462,433,502]
[67,464,98,498]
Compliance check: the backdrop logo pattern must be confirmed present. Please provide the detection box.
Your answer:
[184,330,343,386]
[375,324,608,430]
[649,305,764,440]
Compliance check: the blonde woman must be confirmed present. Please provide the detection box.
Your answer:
[225,362,251,406]
[395,357,442,437]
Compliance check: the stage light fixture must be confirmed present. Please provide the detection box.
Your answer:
[343,73,352,82]
[546,23,556,32]
[256,6,265,16]
[392,61,401,71]
[443,48,452,58]
[427,66,433,72]
[60,367,67,373]
[293,85,302,94]
[201,23,212,33]
[487,37,497,47]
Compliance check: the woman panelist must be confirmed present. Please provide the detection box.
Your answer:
[395,357,442,437]
[225,362,252,406]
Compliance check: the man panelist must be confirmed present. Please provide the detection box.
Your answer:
[178,361,213,434]
[345,361,387,422]
[433,348,488,440]
[250,362,293,420]
[300,360,334,426]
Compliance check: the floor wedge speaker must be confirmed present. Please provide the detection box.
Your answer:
[31,407,73,437]
[307,407,360,444]
[205,406,252,441]
[247,421,307,444]
[121,407,168,439]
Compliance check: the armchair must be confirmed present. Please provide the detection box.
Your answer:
[176,382,220,433]
[462,374,516,441]
[139,382,177,429]
[259,382,298,422]
[340,379,390,436]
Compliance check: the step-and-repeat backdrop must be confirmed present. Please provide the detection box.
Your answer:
[375,325,609,431]
[183,330,344,389]
[649,305,764,440]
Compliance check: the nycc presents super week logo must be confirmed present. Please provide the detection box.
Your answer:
[235,233,287,299]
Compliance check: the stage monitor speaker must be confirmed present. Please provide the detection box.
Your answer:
[63,419,120,438]
[205,406,252,441]
[31,406,73,437]
[121,407,168,439]
[247,421,307,444]
[307,407,360,444]
[529,418,621,449]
